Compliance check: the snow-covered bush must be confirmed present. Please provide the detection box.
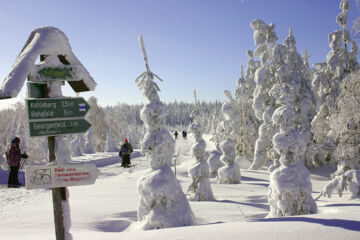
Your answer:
[217,91,241,184]
[208,143,223,178]
[135,35,194,230]
[267,161,318,217]
[218,138,241,184]
[187,120,214,201]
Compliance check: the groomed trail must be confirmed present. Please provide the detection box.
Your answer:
[0,134,359,240]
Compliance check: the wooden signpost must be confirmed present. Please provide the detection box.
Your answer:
[26,60,96,240]
[0,27,98,240]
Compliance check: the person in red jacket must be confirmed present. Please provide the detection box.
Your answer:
[7,137,28,188]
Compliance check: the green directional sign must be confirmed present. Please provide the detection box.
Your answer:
[26,97,90,120]
[29,119,91,137]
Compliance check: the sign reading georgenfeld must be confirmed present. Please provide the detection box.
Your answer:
[26,97,90,120]
[25,163,99,190]
[29,119,91,137]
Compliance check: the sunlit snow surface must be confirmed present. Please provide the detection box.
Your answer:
[0,134,359,240]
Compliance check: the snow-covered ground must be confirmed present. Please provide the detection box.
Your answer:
[0,134,359,240]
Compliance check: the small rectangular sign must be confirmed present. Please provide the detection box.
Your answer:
[27,82,46,98]
[28,66,77,82]
[25,163,99,190]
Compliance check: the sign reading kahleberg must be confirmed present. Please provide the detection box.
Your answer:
[27,97,90,120]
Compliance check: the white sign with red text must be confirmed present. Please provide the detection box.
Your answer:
[25,163,99,190]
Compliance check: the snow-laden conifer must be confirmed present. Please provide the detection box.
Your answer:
[312,0,359,166]
[135,35,194,230]
[267,36,317,216]
[282,28,316,169]
[187,90,214,201]
[217,90,241,184]
[234,62,259,160]
[316,71,360,199]
[250,19,280,170]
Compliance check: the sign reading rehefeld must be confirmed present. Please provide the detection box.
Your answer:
[25,163,99,190]
[26,97,90,120]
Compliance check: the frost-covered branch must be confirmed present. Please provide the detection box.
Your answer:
[317,170,360,199]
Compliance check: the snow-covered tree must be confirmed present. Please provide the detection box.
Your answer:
[187,90,214,201]
[70,134,84,157]
[282,28,316,169]
[84,127,95,154]
[135,35,194,230]
[86,96,107,152]
[234,62,259,160]
[250,19,280,170]
[217,90,241,184]
[312,0,359,166]
[267,41,317,216]
[208,143,223,178]
[105,127,118,152]
[316,71,360,200]
[328,71,360,177]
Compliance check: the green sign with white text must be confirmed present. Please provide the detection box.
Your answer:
[29,119,91,137]
[27,97,90,120]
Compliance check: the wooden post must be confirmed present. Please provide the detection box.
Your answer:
[49,136,67,240]
[44,80,67,240]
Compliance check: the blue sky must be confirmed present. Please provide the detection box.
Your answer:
[0,0,358,107]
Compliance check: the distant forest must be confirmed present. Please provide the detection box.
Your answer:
[0,98,223,168]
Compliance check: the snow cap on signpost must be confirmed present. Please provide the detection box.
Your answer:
[0,26,97,99]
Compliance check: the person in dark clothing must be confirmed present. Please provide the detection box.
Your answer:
[174,131,179,140]
[7,137,28,188]
[119,138,133,168]
[182,130,187,140]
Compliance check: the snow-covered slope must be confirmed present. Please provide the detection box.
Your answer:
[0,134,359,240]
